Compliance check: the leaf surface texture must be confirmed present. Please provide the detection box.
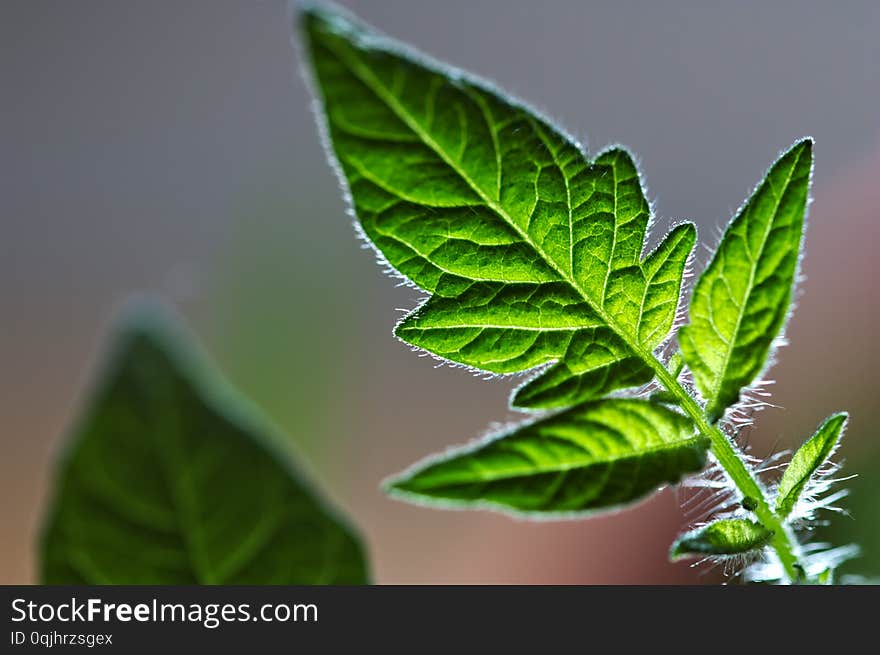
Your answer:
[679,140,812,420]
[388,399,707,514]
[304,7,694,412]
[670,519,774,559]
[775,412,847,518]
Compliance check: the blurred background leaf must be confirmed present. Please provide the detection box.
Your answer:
[42,304,368,584]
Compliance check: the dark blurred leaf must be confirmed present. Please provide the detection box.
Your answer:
[41,304,368,584]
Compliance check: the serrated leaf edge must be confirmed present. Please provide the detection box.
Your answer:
[384,403,709,520]
[682,138,814,423]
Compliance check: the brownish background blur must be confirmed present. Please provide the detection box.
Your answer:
[2,1,878,584]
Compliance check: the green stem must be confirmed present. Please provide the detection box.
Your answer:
[648,358,802,582]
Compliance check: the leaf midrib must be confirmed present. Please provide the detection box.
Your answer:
[322,36,664,373]
[157,394,214,583]
[636,234,683,346]
[703,148,803,414]
[416,435,705,485]
[405,324,589,331]
[600,160,619,301]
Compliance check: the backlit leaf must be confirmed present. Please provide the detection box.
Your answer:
[301,2,853,582]
[679,140,812,421]
[775,412,848,519]
[302,6,694,413]
[302,5,704,515]
[387,399,707,515]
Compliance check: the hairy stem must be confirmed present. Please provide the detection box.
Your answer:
[648,358,801,581]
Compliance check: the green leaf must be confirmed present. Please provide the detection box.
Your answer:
[387,399,708,515]
[302,6,695,412]
[679,140,813,421]
[40,305,368,584]
[301,4,851,582]
[670,519,774,560]
[775,412,848,519]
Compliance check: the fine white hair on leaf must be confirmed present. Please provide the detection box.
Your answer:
[676,457,739,523]
[666,233,698,341]
[690,546,767,582]
[780,462,856,526]
[742,552,785,584]
[754,449,791,474]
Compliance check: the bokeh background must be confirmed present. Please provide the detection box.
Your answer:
[2,0,878,584]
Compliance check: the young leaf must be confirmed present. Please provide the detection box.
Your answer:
[670,519,774,560]
[387,399,708,515]
[679,140,813,421]
[775,412,848,519]
[302,6,695,413]
[41,305,368,584]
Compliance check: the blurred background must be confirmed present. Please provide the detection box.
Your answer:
[2,0,878,584]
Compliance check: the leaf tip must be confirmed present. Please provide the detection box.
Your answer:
[680,220,698,238]
[795,136,814,151]
[822,411,850,441]
[786,136,814,167]
[381,471,407,493]
[828,410,849,425]
[509,380,545,410]
[296,0,361,42]
[295,0,332,24]
[670,221,698,250]
[105,295,189,360]
[668,539,690,562]
[381,469,436,507]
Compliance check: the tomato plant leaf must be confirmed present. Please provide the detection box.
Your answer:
[301,2,853,583]
[775,412,848,519]
[670,519,774,560]
[40,306,369,584]
[303,4,703,515]
[302,7,694,415]
[679,140,813,421]
[387,399,707,515]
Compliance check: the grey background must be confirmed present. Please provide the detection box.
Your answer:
[2,0,878,583]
